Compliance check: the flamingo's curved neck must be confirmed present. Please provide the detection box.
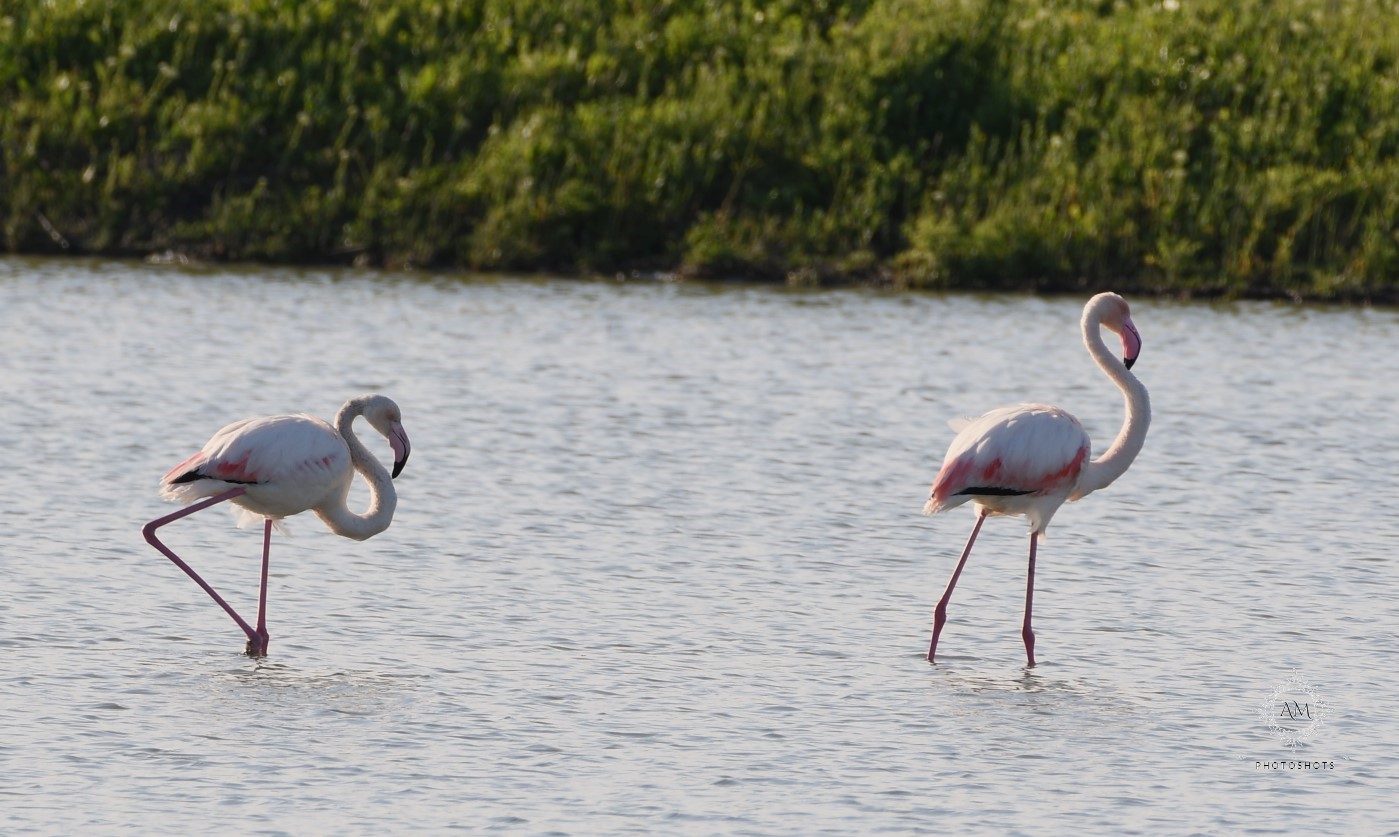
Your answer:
[314,400,397,541]
[1075,305,1151,499]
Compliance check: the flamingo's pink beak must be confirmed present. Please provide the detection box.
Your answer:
[1122,318,1142,370]
[389,423,411,479]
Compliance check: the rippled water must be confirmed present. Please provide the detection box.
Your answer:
[1,257,1395,833]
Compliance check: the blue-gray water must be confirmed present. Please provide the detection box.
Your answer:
[1,257,1394,833]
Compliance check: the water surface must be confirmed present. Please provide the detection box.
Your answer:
[1,258,1394,833]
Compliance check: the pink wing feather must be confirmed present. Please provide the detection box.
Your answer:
[159,414,351,522]
[926,404,1090,514]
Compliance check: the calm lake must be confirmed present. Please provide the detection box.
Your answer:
[1,256,1394,833]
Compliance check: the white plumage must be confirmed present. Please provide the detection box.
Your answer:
[925,404,1091,534]
[160,414,352,528]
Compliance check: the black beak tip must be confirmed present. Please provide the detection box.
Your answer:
[392,459,406,479]
[1124,356,1137,370]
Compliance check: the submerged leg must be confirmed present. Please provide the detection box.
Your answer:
[928,510,988,663]
[142,487,264,654]
[248,518,274,657]
[1022,531,1039,668]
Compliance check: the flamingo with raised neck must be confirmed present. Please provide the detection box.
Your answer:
[922,292,1151,666]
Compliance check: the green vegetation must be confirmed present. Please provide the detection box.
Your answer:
[4,0,1399,299]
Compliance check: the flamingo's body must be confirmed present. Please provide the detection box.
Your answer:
[925,405,1091,534]
[923,292,1150,666]
[143,394,411,656]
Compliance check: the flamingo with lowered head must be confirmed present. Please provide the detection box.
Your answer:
[923,292,1150,667]
[143,394,411,656]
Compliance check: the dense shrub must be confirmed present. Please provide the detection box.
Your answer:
[3,0,1398,299]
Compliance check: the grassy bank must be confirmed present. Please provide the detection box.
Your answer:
[4,0,1399,299]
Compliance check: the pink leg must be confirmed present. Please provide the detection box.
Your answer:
[141,487,265,655]
[250,519,273,657]
[928,510,988,663]
[1022,531,1038,668]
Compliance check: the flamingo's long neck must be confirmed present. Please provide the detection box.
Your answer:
[1075,305,1151,499]
[314,400,397,541]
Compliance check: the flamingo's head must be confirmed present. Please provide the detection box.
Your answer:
[359,394,412,478]
[1089,292,1142,369]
